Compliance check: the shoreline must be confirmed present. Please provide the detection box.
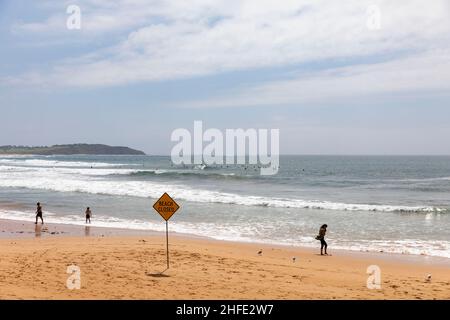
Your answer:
[0,219,449,299]
[1,218,449,267]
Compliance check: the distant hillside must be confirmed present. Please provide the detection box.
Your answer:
[0,144,146,155]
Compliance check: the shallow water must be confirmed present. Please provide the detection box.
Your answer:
[0,155,449,258]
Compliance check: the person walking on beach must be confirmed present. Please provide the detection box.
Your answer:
[85,207,92,224]
[35,202,44,224]
[316,224,328,255]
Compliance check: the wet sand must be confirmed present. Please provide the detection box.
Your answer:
[0,219,449,299]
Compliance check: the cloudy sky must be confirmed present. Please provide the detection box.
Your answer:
[1,0,450,154]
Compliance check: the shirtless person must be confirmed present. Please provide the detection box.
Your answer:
[35,202,44,224]
[85,207,92,224]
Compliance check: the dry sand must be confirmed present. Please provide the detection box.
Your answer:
[0,219,449,300]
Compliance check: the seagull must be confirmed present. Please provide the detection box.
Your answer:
[257,250,263,256]
[426,274,432,282]
[292,257,297,263]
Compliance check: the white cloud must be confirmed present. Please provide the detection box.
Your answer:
[4,0,450,95]
[178,49,450,108]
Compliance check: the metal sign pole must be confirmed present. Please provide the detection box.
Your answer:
[153,193,179,273]
[166,220,169,270]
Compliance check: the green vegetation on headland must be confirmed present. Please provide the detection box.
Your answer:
[0,144,146,155]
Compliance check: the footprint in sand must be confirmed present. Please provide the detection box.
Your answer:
[390,285,399,289]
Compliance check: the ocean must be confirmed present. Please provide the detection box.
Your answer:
[0,155,449,258]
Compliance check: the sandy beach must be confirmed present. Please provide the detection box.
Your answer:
[0,219,448,300]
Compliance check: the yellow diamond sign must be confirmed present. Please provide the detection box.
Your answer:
[153,193,180,221]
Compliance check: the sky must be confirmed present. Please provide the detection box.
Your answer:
[1,0,450,155]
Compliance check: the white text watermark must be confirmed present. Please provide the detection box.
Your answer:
[171,121,279,175]
[66,265,81,290]
[366,265,382,290]
[66,5,81,30]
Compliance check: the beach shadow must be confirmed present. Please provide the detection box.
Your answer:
[84,226,91,237]
[35,224,42,238]
[146,268,171,277]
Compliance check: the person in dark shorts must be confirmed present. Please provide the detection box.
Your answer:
[85,207,92,224]
[316,224,328,255]
[35,202,44,224]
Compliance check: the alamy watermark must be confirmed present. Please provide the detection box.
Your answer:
[366,265,381,290]
[66,265,81,290]
[66,5,81,30]
[366,5,381,31]
[171,121,279,175]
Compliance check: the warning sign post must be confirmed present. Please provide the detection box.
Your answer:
[153,193,180,271]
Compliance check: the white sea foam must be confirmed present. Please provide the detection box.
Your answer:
[0,158,446,214]
[0,168,442,213]
[0,165,142,176]
[1,209,448,258]
[0,158,130,168]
